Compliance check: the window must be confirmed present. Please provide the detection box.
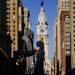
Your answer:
[13,8,15,10]
[24,13,26,15]
[73,7,75,9]
[13,20,15,23]
[13,42,15,45]
[13,29,15,32]
[74,35,75,37]
[13,34,15,36]
[7,12,10,14]
[13,3,15,6]
[73,26,75,28]
[41,23,43,25]
[7,21,10,23]
[73,2,75,5]
[38,22,39,25]
[74,39,75,41]
[7,3,10,6]
[7,8,10,10]
[66,49,70,51]
[74,44,75,46]
[13,25,15,28]
[65,32,70,33]
[74,48,75,51]
[8,29,10,32]
[13,47,15,50]
[73,11,75,14]
[73,21,75,23]
[45,22,48,25]
[62,2,63,6]
[13,38,15,40]
[13,12,15,14]
[73,16,75,18]
[7,17,10,19]
[73,30,75,32]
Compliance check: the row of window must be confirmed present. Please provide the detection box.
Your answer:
[73,2,75,5]
[6,20,16,23]
[6,7,15,10]
[66,1,75,51]
[7,25,15,28]
[7,2,15,6]
[7,29,16,32]
[13,33,16,50]
[65,22,70,25]
[74,39,75,42]
[65,26,70,29]
[61,1,69,7]
[73,11,75,14]
[37,22,48,25]
[66,49,70,51]
[65,40,70,43]
[6,1,16,50]
[65,44,70,48]
[73,7,75,11]
[13,41,16,50]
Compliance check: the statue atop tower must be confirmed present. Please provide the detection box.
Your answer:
[41,0,44,7]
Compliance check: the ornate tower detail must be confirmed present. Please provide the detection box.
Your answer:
[36,1,48,59]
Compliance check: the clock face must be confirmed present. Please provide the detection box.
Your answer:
[40,28,44,33]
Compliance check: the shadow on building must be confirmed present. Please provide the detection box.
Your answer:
[34,40,45,75]
[65,68,75,75]
[0,33,13,75]
[65,55,71,75]
[56,60,60,75]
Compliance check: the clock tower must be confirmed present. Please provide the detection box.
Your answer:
[36,2,51,74]
[36,1,48,59]
[36,1,51,74]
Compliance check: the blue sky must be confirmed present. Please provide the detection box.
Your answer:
[22,0,57,59]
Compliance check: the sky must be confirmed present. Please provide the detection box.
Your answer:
[22,0,57,59]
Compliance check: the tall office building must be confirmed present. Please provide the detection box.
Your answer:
[70,0,75,69]
[6,0,22,57]
[0,0,12,56]
[0,0,22,57]
[18,1,22,32]
[23,7,30,29]
[60,11,71,75]
[54,17,58,75]
[54,0,70,75]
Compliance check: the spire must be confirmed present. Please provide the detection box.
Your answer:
[40,0,44,12]
[37,0,48,26]
[41,0,44,7]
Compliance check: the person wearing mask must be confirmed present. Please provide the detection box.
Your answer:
[15,28,39,75]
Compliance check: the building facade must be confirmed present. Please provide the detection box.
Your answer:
[70,0,75,69]
[54,0,70,75]
[60,11,71,75]
[18,1,22,32]
[0,0,22,57]
[54,17,58,75]
[6,0,21,57]
[23,7,30,29]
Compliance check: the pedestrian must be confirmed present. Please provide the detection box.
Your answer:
[34,38,45,75]
[15,28,39,75]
